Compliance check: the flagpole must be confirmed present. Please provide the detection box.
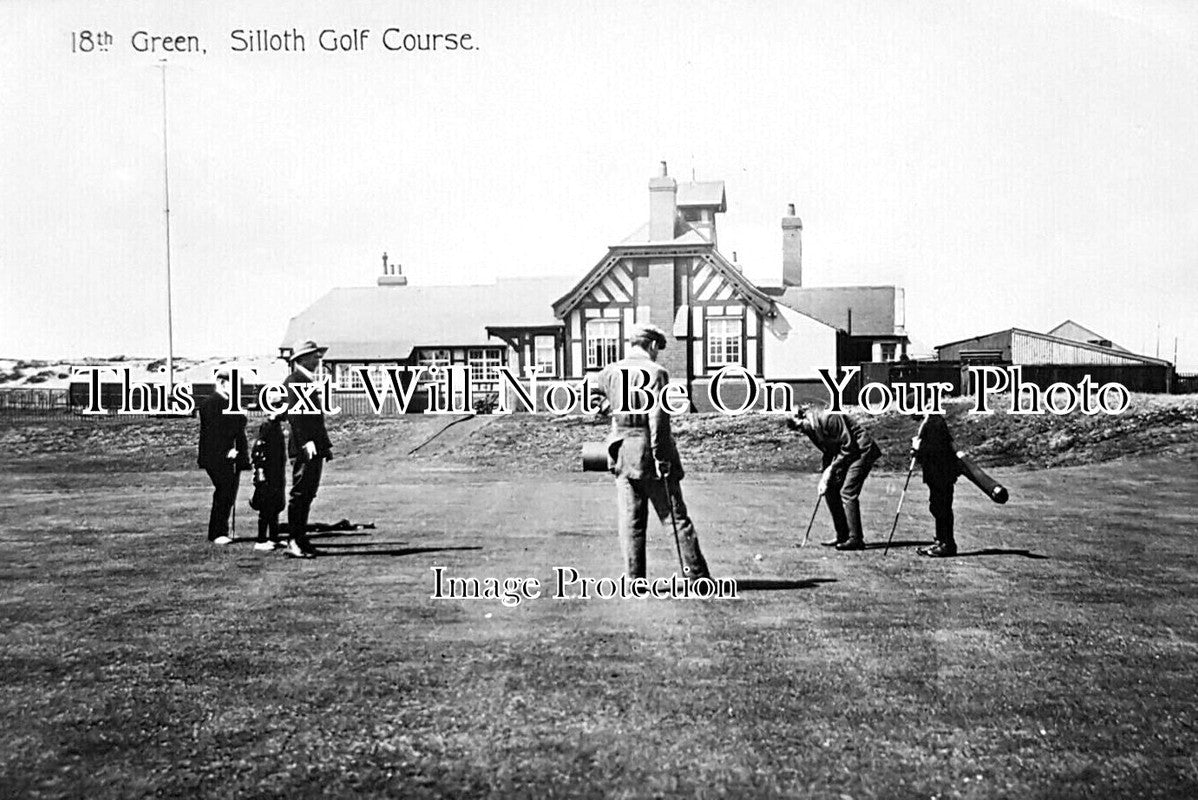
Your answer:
[159,59,175,391]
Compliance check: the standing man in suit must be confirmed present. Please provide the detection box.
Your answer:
[283,340,334,559]
[197,367,250,545]
[590,323,711,582]
[788,402,882,551]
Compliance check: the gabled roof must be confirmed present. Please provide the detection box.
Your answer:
[769,285,903,337]
[281,277,573,362]
[552,246,776,320]
[1047,320,1129,352]
[676,181,726,211]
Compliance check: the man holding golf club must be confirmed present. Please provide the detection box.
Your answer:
[589,323,712,582]
[788,402,882,551]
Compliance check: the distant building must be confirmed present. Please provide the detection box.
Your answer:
[282,267,571,404]
[935,321,1174,393]
[281,164,910,410]
[936,322,1166,367]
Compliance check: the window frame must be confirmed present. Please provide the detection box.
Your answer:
[704,316,744,370]
[533,334,557,377]
[584,318,622,369]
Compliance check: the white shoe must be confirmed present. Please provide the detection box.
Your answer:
[253,541,276,552]
[285,541,314,559]
[212,536,233,545]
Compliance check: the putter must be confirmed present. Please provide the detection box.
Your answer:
[661,470,689,577]
[798,492,823,548]
[883,456,916,556]
[884,415,929,556]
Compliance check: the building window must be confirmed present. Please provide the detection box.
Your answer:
[585,319,621,369]
[533,335,556,376]
[416,349,451,380]
[467,348,504,383]
[706,317,743,367]
[879,343,897,362]
[336,364,363,391]
[336,364,393,391]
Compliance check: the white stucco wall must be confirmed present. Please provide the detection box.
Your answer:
[762,305,839,379]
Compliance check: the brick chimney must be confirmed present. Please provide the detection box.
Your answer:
[782,203,802,287]
[377,251,408,286]
[649,161,678,242]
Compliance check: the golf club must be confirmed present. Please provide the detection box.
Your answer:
[229,463,240,539]
[661,467,689,577]
[884,414,929,556]
[883,456,916,556]
[798,491,824,548]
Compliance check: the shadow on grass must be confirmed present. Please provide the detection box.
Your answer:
[734,577,838,592]
[863,540,927,550]
[230,532,374,545]
[312,545,482,559]
[954,548,1048,559]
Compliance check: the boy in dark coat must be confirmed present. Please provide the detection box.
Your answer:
[249,416,287,552]
[912,413,961,557]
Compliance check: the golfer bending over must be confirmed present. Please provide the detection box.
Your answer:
[788,402,882,551]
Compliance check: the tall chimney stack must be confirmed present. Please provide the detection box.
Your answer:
[782,202,803,287]
[649,160,678,242]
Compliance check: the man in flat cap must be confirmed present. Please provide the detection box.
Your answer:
[282,340,334,559]
[589,323,711,582]
[788,401,882,551]
[197,366,250,545]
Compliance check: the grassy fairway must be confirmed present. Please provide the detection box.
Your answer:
[1,446,1196,798]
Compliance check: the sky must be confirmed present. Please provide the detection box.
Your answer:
[2,0,1196,368]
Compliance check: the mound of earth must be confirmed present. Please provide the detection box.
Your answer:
[1,394,1195,474]
[435,394,1198,474]
[0,415,457,473]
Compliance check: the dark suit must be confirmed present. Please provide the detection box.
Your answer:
[914,414,960,546]
[197,391,250,540]
[250,419,287,543]
[592,351,709,580]
[283,368,333,553]
[801,410,882,545]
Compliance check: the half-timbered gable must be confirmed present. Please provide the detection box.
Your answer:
[549,163,811,410]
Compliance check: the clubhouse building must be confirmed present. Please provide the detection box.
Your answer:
[281,163,909,411]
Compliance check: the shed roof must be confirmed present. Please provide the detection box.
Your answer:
[280,277,572,362]
[770,286,903,337]
[935,327,1169,366]
[1047,319,1129,352]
